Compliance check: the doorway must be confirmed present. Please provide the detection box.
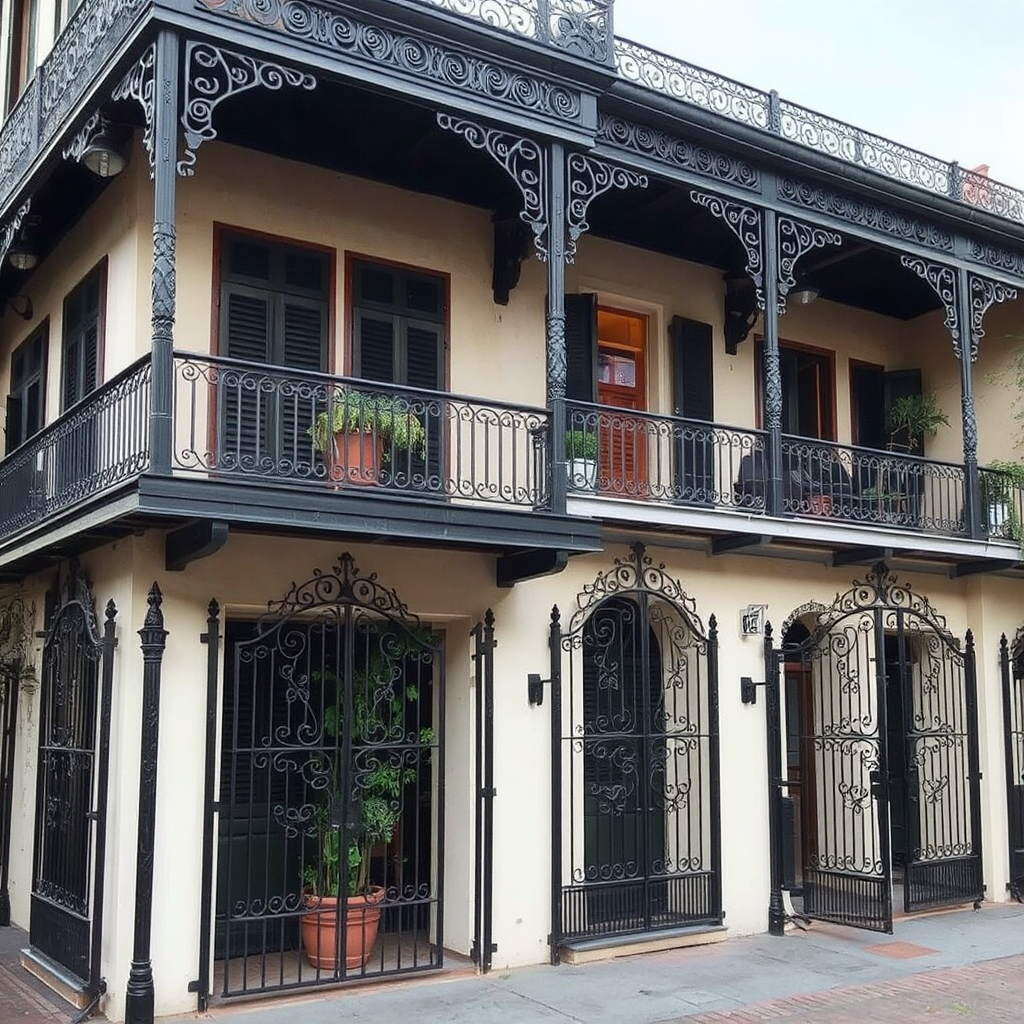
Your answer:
[597,307,647,496]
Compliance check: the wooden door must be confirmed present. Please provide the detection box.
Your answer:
[597,308,647,496]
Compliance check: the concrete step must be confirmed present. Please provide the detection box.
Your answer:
[559,924,729,964]
[19,947,91,1010]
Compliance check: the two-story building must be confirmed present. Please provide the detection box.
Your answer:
[0,1,1023,1021]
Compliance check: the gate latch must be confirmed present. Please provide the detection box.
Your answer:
[527,673,551,707]
[740,676,766,705]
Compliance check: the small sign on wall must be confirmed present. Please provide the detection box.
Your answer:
[740,604,768,637]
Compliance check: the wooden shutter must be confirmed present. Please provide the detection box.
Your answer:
[5,395,23,454]
[279,297,325,465]
[670,316,714,500]
[355,313,396,383]
[404,321,443,490]
[564,293,597,404]
[221,287,272,468]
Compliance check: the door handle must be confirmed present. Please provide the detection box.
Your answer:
[869,769,884,797]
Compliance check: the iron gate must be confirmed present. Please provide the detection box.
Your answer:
[549,544,721,956]
[30,564,116,987]
[772,564,982,934]
[0,660,17,926]
[204,554,445,999]
[1000,629,1024,901]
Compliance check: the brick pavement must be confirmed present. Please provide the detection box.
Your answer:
[674,954,1024,1024]
[0,929,67,1024]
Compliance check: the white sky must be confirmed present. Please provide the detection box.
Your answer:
[613,0,1024,189]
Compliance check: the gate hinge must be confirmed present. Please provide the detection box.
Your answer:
[527,673,551,706]
[187,979,201,993]
[740,676,767,705]
[478,787,497,799]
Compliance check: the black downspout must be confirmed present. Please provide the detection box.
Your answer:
[124,585,169,1024]
[764,622,785,935]
[548,606,563,963]
[0,664,18,926]
[481,611,496,972]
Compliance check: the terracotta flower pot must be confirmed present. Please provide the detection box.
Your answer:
[301,888,386,970]
[808,494,832,517]
[325,430,383,486]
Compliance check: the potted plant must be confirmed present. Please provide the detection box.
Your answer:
[300,626,435,971]
[565,429,599,491]
[308,390,427,486]
[886,392,950,453]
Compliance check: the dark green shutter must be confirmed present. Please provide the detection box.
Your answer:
[280,298,326,466]
[564,293,597,404]
[5,395,23,454]
[221,288,272,469]
[355,313,396,383]
[670,316,714,500]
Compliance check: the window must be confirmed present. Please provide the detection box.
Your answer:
[217,231,329,472]
[7,0,39,113]
[757,341,835,440]
[5,323,46,455]
[62,262,106,410]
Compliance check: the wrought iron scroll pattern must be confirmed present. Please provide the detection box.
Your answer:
[900,256,962,358]
[0,201,31,271]
[112,44,156,173]
[61,112,101,165]
[423,0,614,63]
[596,115,760,190]
[777,218,841,314]
[195,0,583,124]
[565,153,647,262]
[179,43,317,177]
[152,225,176,338]
[969,275,1018,361]
[0,84,36,206]
[967,239,1024,278]
[438,114,548,260]
[690,191,764,309]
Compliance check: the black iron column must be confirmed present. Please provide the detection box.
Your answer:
[0,666,18,926]
[956,267,981,537]
[763,621,786,935]
[547,140,568,515]
[548,606,563,963]
[762,210,784,516]
[149,31,179,475]
[124,584,168,1024]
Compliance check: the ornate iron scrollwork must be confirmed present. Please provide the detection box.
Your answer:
[776,217,842,314]
[61,111,102,164]
[969,274,1018,360]
[437,114,548,261]
[690,191,764,309]
[111,43,156,173]
[565,153,646,262]
[179,43,316,177]
[900,256,962,357]
[0,200,31,270]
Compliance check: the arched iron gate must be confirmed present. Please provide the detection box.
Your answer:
[548,544,721,959]
[200,554,446,1000]
[29,563,117,992]
[999,628,1024,901]
[771,564,982,934]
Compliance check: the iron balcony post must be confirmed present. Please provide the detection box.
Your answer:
[955,266,981,539]
[963,629,985,905]
[125,584,169,1024]
[762,208,784,517]
[148,31,180,476]
[999,634,1022,901]
[547,141,568,516]
[472,615,497,973]
[0,665,18,926]
[548,606,563,963]
[763,622,785,936]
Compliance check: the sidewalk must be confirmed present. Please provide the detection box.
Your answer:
[0,923,68,1024]
[174,902,1024,1024]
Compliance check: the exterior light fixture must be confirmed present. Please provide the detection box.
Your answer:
[7,231,38,271]
[81,119,127,179]
[789,282,820,306]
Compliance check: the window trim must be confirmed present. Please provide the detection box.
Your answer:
[6,0,39,115]
[6,319,48,455]
[754,336,837,441]
[60,257,108,413]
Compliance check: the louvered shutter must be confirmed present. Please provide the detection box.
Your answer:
[82,322,98,396]
[404,321,443,493]
[279,297,325,470]
[564,293,597,404]
[355,314,396,383]
[62,337,80,409]
[670,316,714,501]
[5,395,23,454]
[221,287,271,472]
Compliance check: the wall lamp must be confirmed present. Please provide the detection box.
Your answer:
[788,281,820,306]
[4,295,33,320]
[7,217,41,271]
[81,117,128,179]
[723,273,759,354]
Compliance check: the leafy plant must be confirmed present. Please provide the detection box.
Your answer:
[303,625,436,898]
[308,390,427,460]
[981,460,1024,548]
[565,430,598,461]
[886,393,949,452]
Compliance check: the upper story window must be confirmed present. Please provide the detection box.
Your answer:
[56,0,82,29]
[351,259,445,390]
[6,0,40,113]
[62,261,106,410]
[5,322,47,455]
[757,341,836,441]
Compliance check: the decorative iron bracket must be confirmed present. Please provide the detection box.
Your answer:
[437,114,548,261]
[777,217,841,314]
[565,153,647,262]
[690,191,765,309]
[179,43,317,177]
[111,43,156,174]
[969,274,1018,361]
[527,672,550,706]
[901,256,962,357]
[0,199,31,269]
[62,111,102,164]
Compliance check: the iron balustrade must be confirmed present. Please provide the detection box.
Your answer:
[614,37,1024,224]
[173,353,550,508]
[566,401,767,511]
[0,356,152,541]
[419,0,614,63]
[780,435,966,535]
[979,466,1024,541]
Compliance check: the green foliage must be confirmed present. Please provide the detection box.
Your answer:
[308,390,427,459]
[304,625,437,897]
[886,393,949,452]
[981,460,1024,551]
[565,430,598,461]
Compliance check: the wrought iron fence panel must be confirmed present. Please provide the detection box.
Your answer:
[566,401,766,511]
[422,0,614,62]
[173,353,548,508]
[979,467,1024,541]
[209,554,445,997]
[1001,630,1024,901]
[780,436,965,535]
[549,545,721,949]
[0,82,38,211]
[0,357,151,541]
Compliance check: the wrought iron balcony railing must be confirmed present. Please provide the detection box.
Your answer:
[0,355,151,542]
[173,353,550,508]
[979,466,1024,542]
[614,37,1024,224]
